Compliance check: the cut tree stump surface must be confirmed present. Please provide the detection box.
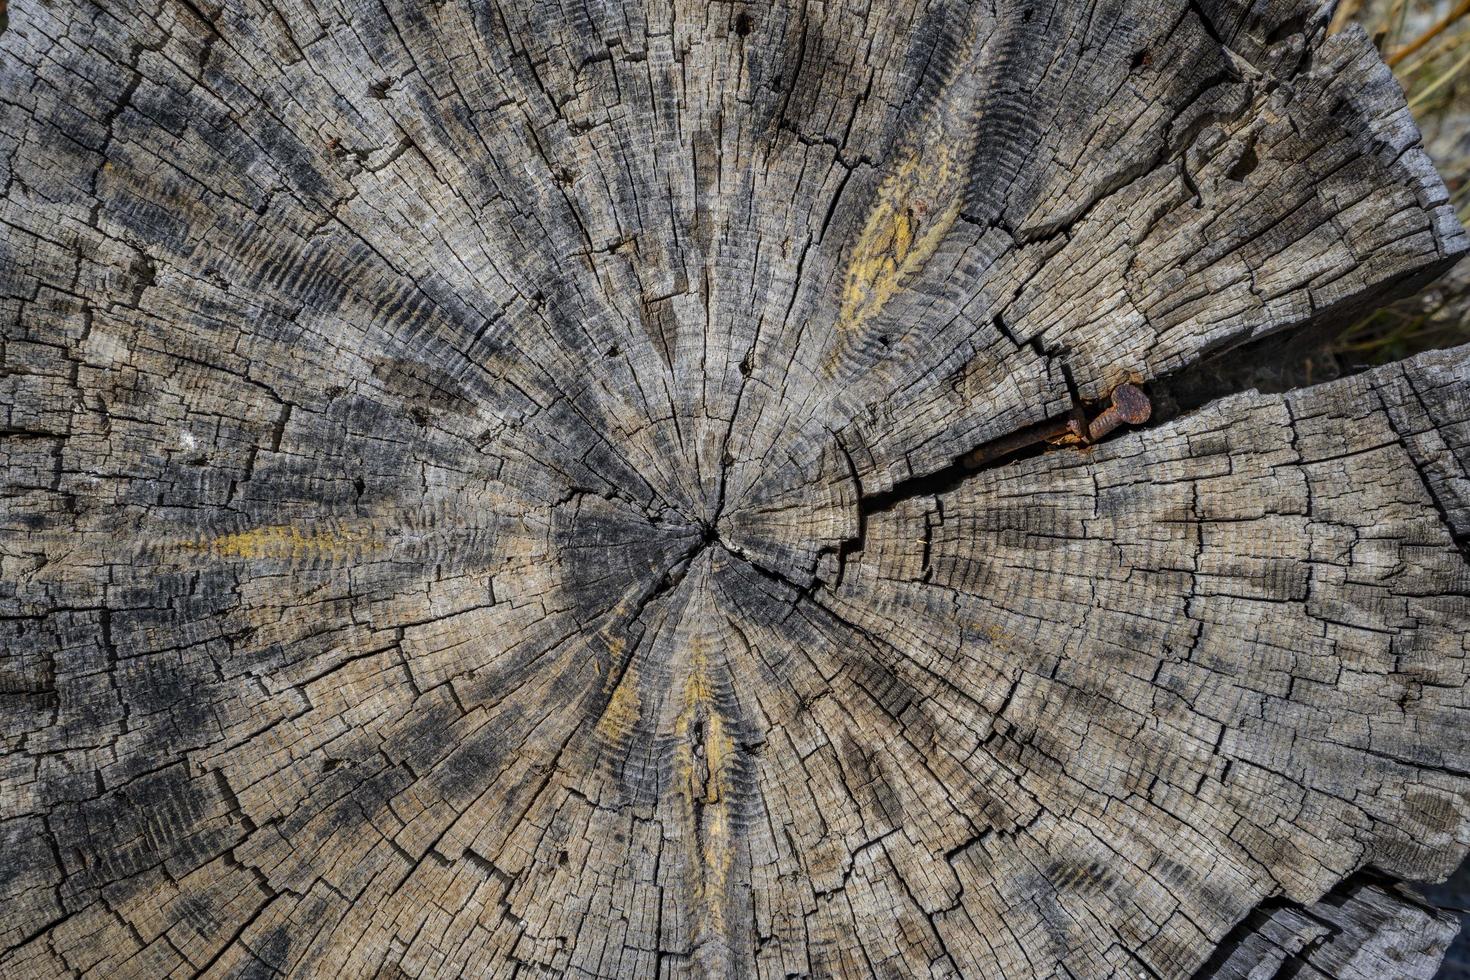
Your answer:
[2,0,1469,977]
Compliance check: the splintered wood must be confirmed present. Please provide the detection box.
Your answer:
[1,0,1468,977]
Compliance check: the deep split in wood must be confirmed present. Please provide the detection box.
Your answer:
[1,0,1469,977]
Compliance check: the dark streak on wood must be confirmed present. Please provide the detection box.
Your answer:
[1,0,1468,977]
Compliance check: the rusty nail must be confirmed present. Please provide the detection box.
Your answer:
[959,410,1084,470]
[1087,383,1151,442]
[957,384,1149,470]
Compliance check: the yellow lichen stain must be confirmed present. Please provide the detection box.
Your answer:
[838,139,965,344]
[674,637,736,938]
[185,522,377,561]
[595,663,641,744]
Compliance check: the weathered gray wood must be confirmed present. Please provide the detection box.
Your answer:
[821,344,1470,977]
[1,0,1468,977]
[1195,874,1460,980]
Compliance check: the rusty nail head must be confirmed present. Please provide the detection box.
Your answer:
[1087,383,1151,441]
[1111,384,1151,425]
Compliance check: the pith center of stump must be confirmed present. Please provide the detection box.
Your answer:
[710,437,863,588]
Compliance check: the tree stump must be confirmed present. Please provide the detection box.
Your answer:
[2,0,1469,976]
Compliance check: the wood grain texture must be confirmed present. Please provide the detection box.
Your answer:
[1196,872,1460,979]
[1,0,1468,977]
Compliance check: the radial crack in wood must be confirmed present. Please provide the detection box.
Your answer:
[1,0,1468,977]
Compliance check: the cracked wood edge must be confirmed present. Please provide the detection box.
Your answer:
[0,0,1467,977]
[1195,872,1460,980]
[819,344,1470,977]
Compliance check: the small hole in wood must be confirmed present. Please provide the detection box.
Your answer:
[1226,142,1260,183]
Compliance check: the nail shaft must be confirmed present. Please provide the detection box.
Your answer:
[957,384,1151,471]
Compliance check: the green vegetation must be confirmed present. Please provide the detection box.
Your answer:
[1335,0,1470,363]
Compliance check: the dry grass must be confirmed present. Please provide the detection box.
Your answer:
[1333,0,1470,364]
